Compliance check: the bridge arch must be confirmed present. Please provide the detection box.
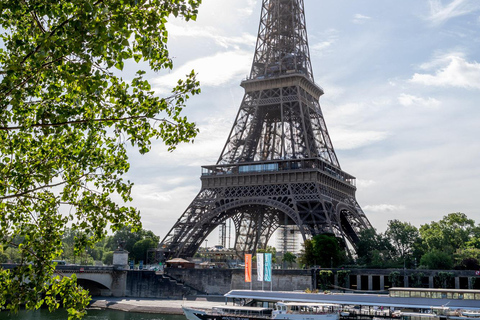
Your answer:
[76,278,111,296]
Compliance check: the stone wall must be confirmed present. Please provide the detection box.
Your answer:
[122,268,480,298]
[165,268,233,295]
[231,269,312,292]
[125,270,188,298]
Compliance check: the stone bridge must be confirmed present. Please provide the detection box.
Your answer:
[56,265,127,296]
[1,264,127,297]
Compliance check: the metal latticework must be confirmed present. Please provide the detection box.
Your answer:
[159,0,373,260]
[251,0,313,81]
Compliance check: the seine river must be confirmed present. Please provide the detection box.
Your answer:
[0,309,187,320]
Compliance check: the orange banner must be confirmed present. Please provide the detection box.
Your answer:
[245,254,252,283]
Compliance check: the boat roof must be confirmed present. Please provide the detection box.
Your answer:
[224,290,480,311]
[213,305,272,312]
[277,302,339,307]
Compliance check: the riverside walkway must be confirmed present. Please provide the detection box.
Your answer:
[90,296,225,314]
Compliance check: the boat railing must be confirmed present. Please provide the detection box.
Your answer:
[210,307,272,319]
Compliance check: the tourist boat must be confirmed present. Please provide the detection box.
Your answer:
[183,302,340,320]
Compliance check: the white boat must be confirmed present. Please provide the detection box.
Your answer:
[183,302,340,320]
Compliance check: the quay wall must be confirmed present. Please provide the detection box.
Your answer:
[230,269,312,292]
[125,270,187,298]
[164,268,312,294]
[166,268,233,295]
[72,267,480,298]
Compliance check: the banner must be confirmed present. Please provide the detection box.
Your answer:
[257,253,264,281]
[264,253,272,282]
[245,254,252,283]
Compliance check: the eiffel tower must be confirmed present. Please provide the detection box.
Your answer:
[159,0,373,259]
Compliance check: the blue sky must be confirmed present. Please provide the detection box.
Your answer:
[124,0,480,245]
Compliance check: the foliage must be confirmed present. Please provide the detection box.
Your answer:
[385,219,420,263]
[131,238,157,264]
[455,257,480,270]
[318,270,333,290]
[435,272,454,289]
[336,270,350,289]
[410,272,425,288]
[299,238,314,267]
[105,226,159,262]
[356,228,394,268]
[299,234,345,268]
[0,0,201,317]
[282,251,296,268]
[388,271,402,287]
[419,213,475,254]
[469,277,479,289]
[102,251,114,265]
[420,251,454,270]
[256,246,277,264]
[0,247,7,263]
[454,248,480,266]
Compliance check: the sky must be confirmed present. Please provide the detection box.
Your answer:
[123,0,480,246]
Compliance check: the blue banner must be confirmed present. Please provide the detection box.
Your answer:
[264,253,272,282]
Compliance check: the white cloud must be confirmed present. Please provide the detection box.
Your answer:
[168,23,256,49]
[410,54,480,89]
[353,14,371,24]
[238,0,258,16]
[333,128,389,150]
[311,41,334,53]
[364,204,406,212]
[152,51,252,93]
[310,29,339,57]
[427,0,480,25]
[357,179,376,188]
[398,93,441,108]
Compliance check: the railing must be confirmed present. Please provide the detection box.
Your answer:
[202,158,356,186]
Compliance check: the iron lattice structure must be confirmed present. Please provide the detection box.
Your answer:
[159,0,373,259]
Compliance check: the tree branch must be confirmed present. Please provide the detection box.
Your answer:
[0,115,174,131]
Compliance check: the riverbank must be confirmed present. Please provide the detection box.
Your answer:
[89,296,226,315]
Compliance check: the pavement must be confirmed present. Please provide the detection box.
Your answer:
[89,296,226,315]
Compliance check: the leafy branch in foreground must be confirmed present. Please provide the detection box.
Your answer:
[0,0,202,317]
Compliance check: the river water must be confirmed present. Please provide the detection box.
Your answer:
[0,309,187,320]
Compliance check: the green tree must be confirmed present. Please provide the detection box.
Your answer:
[385,219,420,264]
[0,246,8,263]
[410,272,424,288]
[336,270,350,289]
[420,250,454,270]
[318,270,333,290]
[282,252,296,268]
[105,227,159,255]
[454,248,480,270]
[0,0,201,318]
[420,213,475,254]
[356,228,393,267]
[131,238,157,264]
[299,238,314,267]
[102,251,114,265]
[300,234,345,268]
[388,271,402,287]
[256,246,277,264]
[435,271,454,288]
